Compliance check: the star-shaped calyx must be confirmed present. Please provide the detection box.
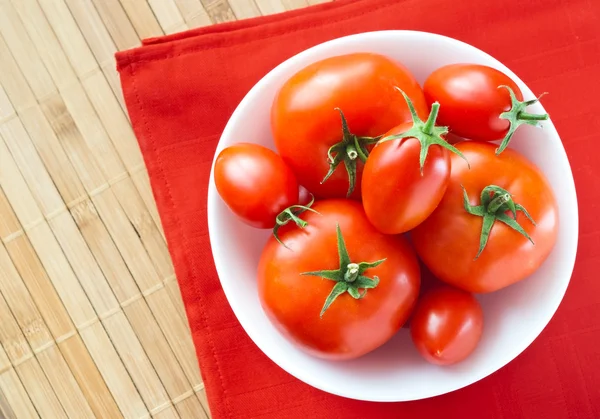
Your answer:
[301,224,386,318]
[462,184,537,259]
[379,88,469,173]
[496,85,549,155]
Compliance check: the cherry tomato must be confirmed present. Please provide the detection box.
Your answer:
[424,64,548,154]
[271,53,428,199]
[214,143,298,228]
[412,142,558,293]
[362,91,466,234]
[258,199,420,360]
[410,286,483,365]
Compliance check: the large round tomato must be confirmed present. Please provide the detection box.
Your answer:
[362,92,466,234]
[271,53,428,199]
[410,285,483,365]
[424,64,548,154]
[412,142,558,293]
[258,199,420,360]
[214,143,298,228]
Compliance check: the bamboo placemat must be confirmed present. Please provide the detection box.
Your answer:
[0,0,327,417]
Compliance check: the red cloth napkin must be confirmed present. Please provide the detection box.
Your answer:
[116,0,600,417]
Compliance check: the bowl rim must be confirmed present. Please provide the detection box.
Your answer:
[207,29,579,402]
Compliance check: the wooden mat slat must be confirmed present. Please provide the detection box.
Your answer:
[0,0,322,417]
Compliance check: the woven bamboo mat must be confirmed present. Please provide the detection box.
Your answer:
[0,0,327,417]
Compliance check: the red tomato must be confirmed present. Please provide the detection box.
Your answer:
[362,91,467,234]
[410,286,483,365]
[258,199,420,360]
[424,64,548,154]
[271,53,428,199]
[214,143,298,228]
[412,142,558,293]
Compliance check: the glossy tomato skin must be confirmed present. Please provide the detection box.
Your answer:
[410,286,483,365]
[258,199,420,360]
[214,143,298,229]
[412,142,558,293]
[424,64,523,141]
[271,53,428,199]
[362,122,451,234]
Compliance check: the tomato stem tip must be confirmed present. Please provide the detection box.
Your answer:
[462,184,536,259]
[320,108,382,197]
[273,194,319,249]
[301,224,385,317]
[381,88,469,174]
[496,85,549,155]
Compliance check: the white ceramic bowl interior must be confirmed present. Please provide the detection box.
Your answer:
[207,31,578,402]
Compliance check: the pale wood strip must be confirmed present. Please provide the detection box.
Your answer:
[308,0,329,4]
[59,82,127,182]
[36,345,95,418]
[112,178,174,280]
[40,93,108,193]
[282,0,309,9]
[9,0,78,90]
[35,0,98,78]
[153,405,180,419]
[0,37,36,111]
[119,0,164,41]
[0,86,13,121]
[227,0,262,20]
[0,118,65,217]
[69,198,141,303]
[93,0,142,50]
[124,299,192,398]
[0,295,30,368]
[64,0,128,110]
[147,0,188,34]
[254,0,286,14]
[174,0,212,27]
[0,240,92,417]
[0,295,65,417]
[15,359,66,417]
[79,322,148,418]
[48,211,120,317]
[92,189,163,292]
[202,0,237,23]
[0,3,55,100]
[146,289,204,389]
[0,384,16,419]
[196,386,211,418]
[80,70,144,171]
[63,0,117,68]
[5,234,75,351]
[175,393,209,419]
[131,169,165,241]
[69,198,196,403]
[27,223,97,327]
[103,311,171,413]
[0,138,96,325]
[18,106,88,206]
[166,276,188,322]
[0,367,38,418]
[58,335,122,418]
[0,244,53,354]
[0,188,21,246]
[0,343,9,374]
[0,137,43,231]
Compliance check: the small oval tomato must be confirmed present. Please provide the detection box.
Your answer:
[258,199,420,360]
[412,141,558,293]
[424,64,548,153]
[214,143,298,228]
[271,53,428,199]
[362,91,467,234]
[410,286,483,365]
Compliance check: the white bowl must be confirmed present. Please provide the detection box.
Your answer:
[207,31,578,402]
